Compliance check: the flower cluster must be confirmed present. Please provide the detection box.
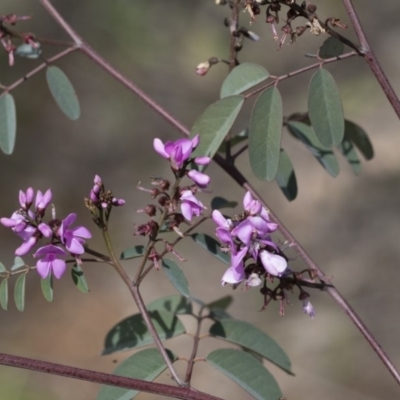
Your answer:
[212,191,316,318]
[212,191,287,287]
[152,134,211,222]
[1,188,91,279]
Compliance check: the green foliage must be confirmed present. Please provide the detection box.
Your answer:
[210,196,238,210]
[206,295,233,311]
[97,348,176,400]
[287,121,340,177]
[275,148,298,201]
[0,262,6,273]
[46,66,81,120]
[147,294,192,315]
[14,273,26,312]
[206,349,282,400]
[319,37,344,59]
[191,233,230,265]
[190,95,244,162]
[308,69,344,147]
[161,259,190,298]
[249,87,283,181]
[120,246,145,260]
[0,278,8,310]
[217,128,248,153]
[0,93,16,155]
[209,319,292,373]
[338,134,361,175]
[220,63,269,98]
[41,275,54,302]
[71,264,90,293]
[11,256,25,271]
[102,310,185,355]
[345,120,374,160]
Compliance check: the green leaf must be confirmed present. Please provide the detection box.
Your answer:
[120,246,145,260]
[11,256,25,271]
[319,37,344,59]
[191,233,230,265]
[97,348,176,400]
[190,95,244,162]
[46,66,80,120]
[206,349,282,400]
[249,87,283,181]
[220,63,269,98]
[41,274,54,302]
[337,134,361,175]
[0,279,8,310]
[288,121,340,177]
[308,68,345,147]
[345,120,374,160]
[147,294,192,315]
[71,264,89,293]
[0,93,16,155]
[207,295,233,311]
[0,262,6,273]
[211,197,238,210]
[14,273,26,312]
[15,43,42,59]
[209,319,292,374]
[102,310,185,355]
[161,259,190,298]
[276,148,297,201]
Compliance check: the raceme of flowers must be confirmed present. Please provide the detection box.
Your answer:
[144,135,211,223]
[212,191,288,287]
[1,187,91,280]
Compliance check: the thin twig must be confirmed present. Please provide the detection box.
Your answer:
[0,46,77,97]
[244,51,358,99]
[0,352,222,400]
[341,0,400,121]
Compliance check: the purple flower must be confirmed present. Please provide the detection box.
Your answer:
[59,213,91,255]
[153,135,199,169]
[179,190,206,221]
[34,244,67,279]
[259,250,287,276]
[35,189,52,211]
[187,170,210,188]
[19,188,34,210]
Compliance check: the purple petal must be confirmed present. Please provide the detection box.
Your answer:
[191,134,200,149]
[215,227,234,245]
[212,210,229,229]
[188,170,210,187]
[52,258,67,279]
[259,251,287,276]
[36,259,51,279]
[38,223,52,238]
[194,156,211,165]
[153,138,169,158]
[231,246,248,268]
[221,264,245,285]
[232,220,253,245]
[16,236,37,256]
[70,226,92,239]
[34,244,66,257]
[181,201,193,221]
[94,175,102,185]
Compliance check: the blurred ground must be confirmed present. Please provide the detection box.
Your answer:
[1,1,400,399]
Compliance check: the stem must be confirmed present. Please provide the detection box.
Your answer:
[185,309,206,384]
[0,352,222,400]
[101,228,183,385]
[0,47,77,96]
[244,51,358,99]
[341,0,400,121]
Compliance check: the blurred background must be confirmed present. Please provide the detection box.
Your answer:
[1,0,400,399]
